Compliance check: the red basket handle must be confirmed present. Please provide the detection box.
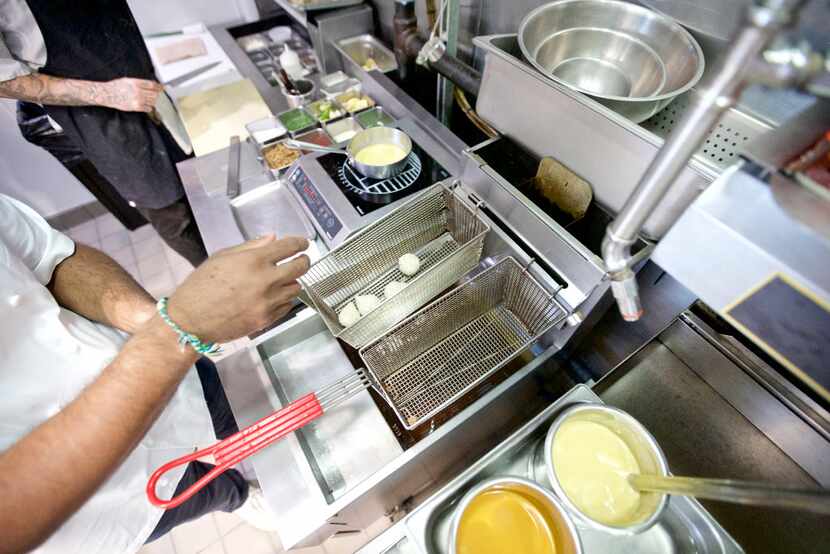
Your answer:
[146,392,324,509]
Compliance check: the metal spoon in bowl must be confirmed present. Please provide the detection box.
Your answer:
[628,473,830,514]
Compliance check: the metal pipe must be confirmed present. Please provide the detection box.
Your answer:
[602,0,807,322]
[393,0,482,97]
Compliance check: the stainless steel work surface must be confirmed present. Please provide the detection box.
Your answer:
[402,385,741,554]
[596,316,830,553]
[230,180,317,241]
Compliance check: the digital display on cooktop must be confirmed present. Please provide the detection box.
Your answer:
[315,141,450,216]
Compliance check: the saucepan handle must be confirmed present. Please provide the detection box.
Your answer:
[284,139,346,156]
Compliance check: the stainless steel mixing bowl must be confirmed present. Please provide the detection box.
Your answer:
[519,0,705,122]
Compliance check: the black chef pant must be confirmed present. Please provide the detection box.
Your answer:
[138,198,208,269]
[146,358,249,543]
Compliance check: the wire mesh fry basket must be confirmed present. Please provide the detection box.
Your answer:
[359,256,569,429]
[299,183,490,347]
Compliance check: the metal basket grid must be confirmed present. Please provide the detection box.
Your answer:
[359,257,568,429]
[299,184,490,347]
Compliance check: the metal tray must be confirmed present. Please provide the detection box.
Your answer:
[336,34,399,73]
[404,385,744,554]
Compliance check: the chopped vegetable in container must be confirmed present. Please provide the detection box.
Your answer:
[325,117,362,144]
[262,142,300,170]
[307,99,345,123]
[335,91,375,113]
[355,107,394,129]
[278,108,317,133]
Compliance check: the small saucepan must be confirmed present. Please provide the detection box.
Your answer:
[286,126,412,180]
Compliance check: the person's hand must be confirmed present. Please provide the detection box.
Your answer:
[166,235,310,343]
[103,78,163,113]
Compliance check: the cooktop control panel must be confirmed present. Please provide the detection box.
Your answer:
[287,167,343,242]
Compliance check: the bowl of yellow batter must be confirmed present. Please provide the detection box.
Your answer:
[450,477,583,554]
[544,404,669,534]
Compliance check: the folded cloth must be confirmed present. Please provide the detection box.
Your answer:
[155,37,208,65]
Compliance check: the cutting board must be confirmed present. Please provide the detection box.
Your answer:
[177,79,272,156]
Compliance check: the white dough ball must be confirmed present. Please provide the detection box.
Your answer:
[398,253,421,276]
[338,301,360,327]
[355,294,381,316]
[384,280,407,299]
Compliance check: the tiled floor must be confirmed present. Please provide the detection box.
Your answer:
[63,212,191,300]
[61,211,392,554]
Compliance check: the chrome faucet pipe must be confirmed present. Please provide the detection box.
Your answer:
[602,0,807,322]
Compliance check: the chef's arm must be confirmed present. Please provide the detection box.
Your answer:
[0,73,162,113]
[48,243,157,334]
[0,235,310,553]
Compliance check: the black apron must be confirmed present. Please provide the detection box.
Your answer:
[25,0,186,209]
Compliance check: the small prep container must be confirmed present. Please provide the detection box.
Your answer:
[320,71,361,98]
[305,99,346,123]
[260,139,302,176]
[293,128,333,151]
[334,90,375,114]
[278,107,318,136]
[324,117,362,145]
[355,107,394,129]
[245,115,287,149]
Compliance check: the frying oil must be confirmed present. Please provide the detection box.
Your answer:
[456,489,558,554]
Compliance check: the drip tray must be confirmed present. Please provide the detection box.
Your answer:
[641,92,771,173]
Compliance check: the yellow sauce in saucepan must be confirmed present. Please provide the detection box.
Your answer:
[455,489,558,554]
[553,419,642,526]
[354,143,408,166]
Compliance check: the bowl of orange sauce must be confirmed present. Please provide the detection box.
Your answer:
[450,477,582,554]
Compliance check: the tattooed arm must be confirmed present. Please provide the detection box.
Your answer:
[0,74,163,113]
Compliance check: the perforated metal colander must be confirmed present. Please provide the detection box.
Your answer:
[360,257,568,429]
[299,184,490,347]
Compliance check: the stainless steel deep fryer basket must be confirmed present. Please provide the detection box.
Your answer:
[360,257,568,429]
[299,184,490,347]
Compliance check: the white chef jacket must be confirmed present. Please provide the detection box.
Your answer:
[0,194,215,553]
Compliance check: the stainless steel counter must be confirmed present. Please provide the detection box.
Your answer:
[178,23,574,550]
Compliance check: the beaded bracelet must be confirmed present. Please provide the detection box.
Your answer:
[156,297,222,356]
